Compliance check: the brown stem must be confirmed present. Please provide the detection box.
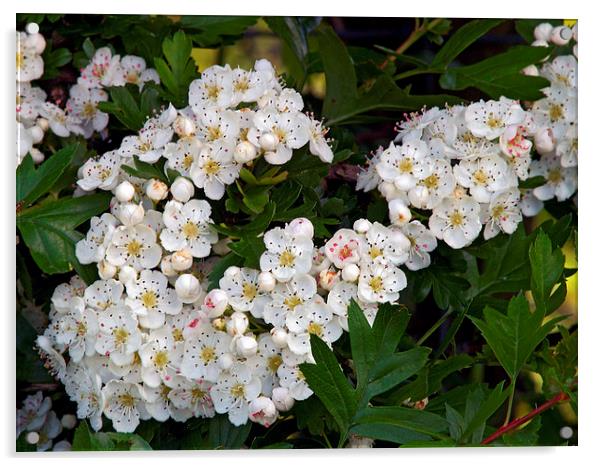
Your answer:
[481,392,570,445]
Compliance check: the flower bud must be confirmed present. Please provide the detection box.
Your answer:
[171,250,193,271]
[533,22,553,41]
[226,311,248,336]
[259,132,279,151]
[29,125,44,144]
[118,265,137,284]
[342,264,360,282]
[388,198,412,226]
[378,180,399,200]
[550,26,572,46]
[572,23,578,42]
[36,117,49,132]
[224,266,240,279]
[160,255,177,277]
[573,44,578,59]
[61,414,77,430]
[212,238,231,256]
[522,64,539,77]
[98,260,116,279]
[173,115,196,137]
[117,203,145,226]
[115,181,136,203]
[202,289,229,318]
[218,353,234,370]
[346,434,374,448]
[287,217,314,238]
[25,431,40,445]
[212,317,227,331]
[145,179,168,202]
[234,141,258,163]
[353,219,371,234]
[170,177,195,203]
[318,268,340,291]
[249,396,278,427]
[531,39,549,48]
[257,271,276,293]
[270,327,288,348]
[236,335,258,357]
[25,22,40,35]
[272,387,295,412]
[175,274,202,303]
[535,127,556,154]
[30,148,45,164]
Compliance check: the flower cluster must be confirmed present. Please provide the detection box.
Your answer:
[17,391,74,451]
[76,59,333,200]
[357,25,577,249]
[16,24,159,165]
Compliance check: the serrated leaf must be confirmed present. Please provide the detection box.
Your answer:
[529,231,565,314]
[208,414,251,449]
[352,406,448,440]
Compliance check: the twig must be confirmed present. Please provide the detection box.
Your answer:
[481,392,570,445]
[380,18,444,69]
[416,308,454,346]
[503,380,516,426]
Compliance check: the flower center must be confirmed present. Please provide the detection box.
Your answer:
[267,355,283,373]
[205,84,220,100]
[369,277,383,292]
[273,127,287,141]
[279,250,296,267]
[172,328,184,342]
[82,102,96,119]
[369,246,382,259]
[548,169,563,184]
[491,204,506,219]
[154,350,169,369]
[138,141,152,153]
[230,383,246,398]
[284,295,302,310]
[473,169,489,186]
[127,239,143,257]
[16,52,24,69]
[486,114,502,128]
[203,159,221,175]
[242,282,257,300]
[338,244,353,261]
[307,322,324,337]
[234,77,250,92]
[398,158,414,173]
[118,393,136,408]
[191,387,207,402]
[183,221,199,239]
[183,153,194,170]
[98,168,112,182]
[113,327,130,346]
[141,290,158,308]
[200,346,216,363]
[206,127,222,141]
[449,211,464,227]
[549,104,564,122]
[422,174,439,189]
[77,321,87,336]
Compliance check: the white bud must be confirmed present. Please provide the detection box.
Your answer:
[171,250,193,271]
[98,260,117,279]
[531,39,549,47]
[378,180,398,200]
[224,266,241,278]
[160,256,176,277]
[212,317,226,332]
[36,117,49,132]
[118,265,137,284]
[522,64,539,77]
[534,22,553,41]
[236,335,258,357]
[25,431,40,445]
[145,179,168,202]
[212,238,231,256]
[234,141,258,163]
[249,396,278,427]
[217,353,234,370]
[173,115,196,137]
[287,217,314,238]
[318,268,340,291]
[115,181,136,203]
[535,127,556,154]
[25,22,40,34]
[573,44,578,58]
[30,148,45,164]
[572,23,578,42]
[175,274,202,303]
[270,327,288,348]
[257,271,276,293]
[550,26,572,46]
[388,199,412,226]
[170,177,195,203]
[29,125,44,144]
[26,32,46,54]
[117,203,145,226]
[61,414,77,430]
[353,219,371,234]
[202,289,229,318]
[226,311,248,336]
[342,264,360,282]
[259,132,279,151]
[272,387,295,412]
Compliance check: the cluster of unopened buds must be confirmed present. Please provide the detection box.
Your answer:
[357,21,577,249]
[16,23,160,165]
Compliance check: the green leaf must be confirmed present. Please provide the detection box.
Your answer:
[502,416,542,446]
[371,302,410,356]
[347,299,376,392]
[17,144,80,206]
[82,37,95,58]
[445,404,465,441]
[17,193,111,274]
[299,334,357,434]
[207,252,244,290]
[208,414,252,449]
[469,293,564,382]
[431,19,504,68]
[518,175,547,189]
[353,406,449,440]
[121,156,168,183]
[228,235,265,268]
[529,231,565,314]
[440,45,551,100]
[350,423,432,445]
[97,85,147,131]
[180,16,258,47]
[460,382,509,444]
[105,432,153,450]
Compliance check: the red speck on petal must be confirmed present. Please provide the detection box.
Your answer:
[188,318,200,328]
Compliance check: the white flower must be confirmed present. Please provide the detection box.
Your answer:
[230,67,271,105]
[210,363,262,426]
[16,31,45,82]
[163,136,202,177]
[94,304,142,365]
[63,364,104,431]
[84,278,124,312]
[263,273,317,327]
[51,276,86,314]
[66,85,109,137]
[400,221,437,271]
[357,259,407,304]
[119,55,156,88]
[324,228,363,269]
[16,391,52,437]
[465,97,526,140]
[556,125,578,168]
[78,47,123,89]
[160,199,218,257]
[394,107,444,141]
[305,115,333,163]
[245,334,283,395]
[219,267,270,319]
[361,221,411,266]
[376,140,431,191]
[75,213,118,264]
[499,126,533,180]
[481,188,522,240]
[102,381,146,433]
[541,55,577,89]
[139,328,182,387]
[77,151,122,191]
[190,143,240,200]
[453,154,516,203]
[532,85,577,140]
[248,396,278,427]
[196,108,240,145]
[530,155,577,202]
[189,65,234,112]
[168,377,215,418]
[142,383,190,422]
[55,302,98,363]
[106,223,162,270]
[407,157,456,209]
[260,222,314,282]
[277,364,313,401]
[180,324,232,382]
[327,282,378,331]
[39,102,82,137]
[520,190,544,217]
[16,82,46,123]
[429,196,482,249]
[36,334,67,382]
[285,301,343,354]
[119,116,174,163]
[125,270,182,328]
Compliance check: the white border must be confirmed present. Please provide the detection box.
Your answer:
[2,1,597,465]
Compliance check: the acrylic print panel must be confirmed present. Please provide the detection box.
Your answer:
[15,13,577,451]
